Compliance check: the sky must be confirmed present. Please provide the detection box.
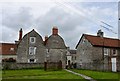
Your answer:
[0,0,119,49]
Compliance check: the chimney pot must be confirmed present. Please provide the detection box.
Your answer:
[19,28,23,41]
[52,27,58,35]
[44,35,48,45]
[97,29,104,37]
[45,35,48,41]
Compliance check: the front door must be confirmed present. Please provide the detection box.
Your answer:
[111,58,117,72]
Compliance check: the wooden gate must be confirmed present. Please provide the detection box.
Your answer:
[44,60,62,71]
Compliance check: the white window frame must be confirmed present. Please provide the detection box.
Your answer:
[29,47,36,55]
[82,49,85,55]
[82,39,85,44]
[30,37,36,43]
[28,59,36,63]
[10,48,14,51]
[104,48,109,55]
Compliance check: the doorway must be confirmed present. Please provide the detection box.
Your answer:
[111,58,117,72]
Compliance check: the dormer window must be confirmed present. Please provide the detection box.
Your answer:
[30,37,36,43]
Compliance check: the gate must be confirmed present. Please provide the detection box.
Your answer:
[44,60,62,71]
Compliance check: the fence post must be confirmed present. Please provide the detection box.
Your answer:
[58,60,62,70]
[44,62,47,71]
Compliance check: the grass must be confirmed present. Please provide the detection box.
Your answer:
[71,69,119,81]
[2,69,119,81]
[2,69,87,80]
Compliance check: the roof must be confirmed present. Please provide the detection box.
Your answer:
[0,43,17,55]
[69,50,76,54]
[45,35,67,49]
[18,29,44,45]
[76,34,120,48]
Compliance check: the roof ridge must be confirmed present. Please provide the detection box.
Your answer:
[0,43,16,44]
[84,34,119,40]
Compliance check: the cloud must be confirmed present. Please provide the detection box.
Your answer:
[1,2,118,49]
[2,7,34,31]
[35,6,99,48]
[2,26,18,42]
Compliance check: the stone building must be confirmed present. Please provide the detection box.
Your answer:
[45,27,67,68]
[66,49,77,68]
[76,30,120,72]
[17,29,46,63]
[69,50,77,64]
[16,27,68,68]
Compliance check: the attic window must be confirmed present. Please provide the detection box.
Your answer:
[30,37,36,43]
[10,48,14,51]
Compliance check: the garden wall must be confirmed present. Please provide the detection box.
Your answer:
[2,62,44,70]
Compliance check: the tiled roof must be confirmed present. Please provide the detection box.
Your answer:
[0,43,17,55]
[76,34,120,48]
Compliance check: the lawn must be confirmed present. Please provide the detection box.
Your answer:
[2,69,119,81]
[2,69,87,80]
[71,69,119,81]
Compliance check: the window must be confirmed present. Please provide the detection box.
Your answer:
[29,47,36,55]
[82,49,85,54]
[72,56,73,60]
[82,39,85,43]
[104,48,109,55]
[10,48,14,51]
[46,49,49,53]
[30,37,36,43]
[75,56,76,60]
[28,59,36,63]
[53,40,58,43]
[113,49,117,55]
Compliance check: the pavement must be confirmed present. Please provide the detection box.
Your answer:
[64,69,97,81]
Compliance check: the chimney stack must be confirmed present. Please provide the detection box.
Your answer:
[19,28,23,41]
[45,35,48,41]
[44,35,48,45]
[97,29,104,37]
[52,27,58,35]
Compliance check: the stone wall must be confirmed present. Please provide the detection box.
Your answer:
[46,49,67,68]
[79,63,111,71]
[2,62,44,70]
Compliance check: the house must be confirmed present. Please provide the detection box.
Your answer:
[66,49,77,68]
[76,30,120,72]
[16,27,68,68]
[17,29,46,63]
[69,50,77,64]
[45,27,67,68]
[0,43,17,63]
